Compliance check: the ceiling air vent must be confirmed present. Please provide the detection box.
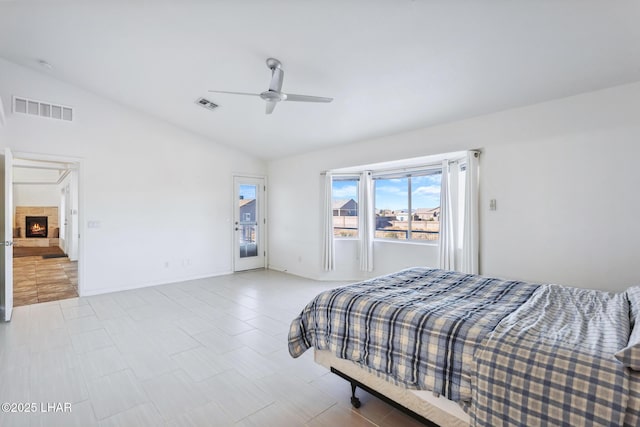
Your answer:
[196,97,218,111]
[13,96,73,122]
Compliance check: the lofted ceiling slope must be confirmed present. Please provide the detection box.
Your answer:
[1,1,639,159]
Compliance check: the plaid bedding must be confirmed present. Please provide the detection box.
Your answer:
[472,284,631,426]
[625,371,640,427]
[288,268,539,403]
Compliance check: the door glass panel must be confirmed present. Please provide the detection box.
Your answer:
[239,184,257,258]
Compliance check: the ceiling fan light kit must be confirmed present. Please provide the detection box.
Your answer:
[209,58,333,114]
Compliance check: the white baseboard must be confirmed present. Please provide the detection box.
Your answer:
[80,270,234,297]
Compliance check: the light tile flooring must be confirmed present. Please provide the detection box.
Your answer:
[0,270,425,427]
[13,256,78,307]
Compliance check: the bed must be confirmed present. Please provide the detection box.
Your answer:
[288,267,640,426]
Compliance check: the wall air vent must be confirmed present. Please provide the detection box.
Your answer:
[195,97,218,111]
[13,96,73,122]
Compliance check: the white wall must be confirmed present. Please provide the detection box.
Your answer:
[481,138,640,291]
[268,81,640,292]
[13,185,59,207]
[0,58,266,295]
[13,168,60,208]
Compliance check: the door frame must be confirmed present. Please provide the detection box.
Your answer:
[1,148,13,321]
[232,174,267,272]
[12,151,84,296]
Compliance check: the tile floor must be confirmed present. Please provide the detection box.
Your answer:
[13,255,78,307]
[0,270,426,427]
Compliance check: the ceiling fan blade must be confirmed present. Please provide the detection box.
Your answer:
[265,100,277,114]
[269,67,284,93]
[284,93,333,103]
[208,90,260,97]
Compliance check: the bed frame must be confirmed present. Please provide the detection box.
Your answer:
[315,349,470,427]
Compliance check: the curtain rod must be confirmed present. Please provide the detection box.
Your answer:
[319,171,358,177]
[320,150,480,176]
[321,160,457,176]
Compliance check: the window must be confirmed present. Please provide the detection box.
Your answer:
[332,177,359,238]
[374,170,441,241]
[327,151,464,247]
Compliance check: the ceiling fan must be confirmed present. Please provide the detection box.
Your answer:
[209,58,333,114]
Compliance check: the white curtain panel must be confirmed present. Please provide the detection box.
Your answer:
[359,171,374,272]
[462,151,480,274]
[322,172,335,271]
[0,95,5,126]
[438,160,455,270]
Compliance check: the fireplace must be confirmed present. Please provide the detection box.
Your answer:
[26,216,48,238]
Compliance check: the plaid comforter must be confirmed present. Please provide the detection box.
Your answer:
[288,268,539,402]
[472,284,631,426]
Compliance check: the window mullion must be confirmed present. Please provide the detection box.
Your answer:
[407,177,412,240]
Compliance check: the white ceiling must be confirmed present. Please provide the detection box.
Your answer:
[1,1,639,160]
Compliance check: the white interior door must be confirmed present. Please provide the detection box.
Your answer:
[1,148,14,321]
[234,176,265,271]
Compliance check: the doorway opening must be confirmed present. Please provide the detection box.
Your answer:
[12,156,80,307]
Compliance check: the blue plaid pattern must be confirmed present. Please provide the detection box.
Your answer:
[472,284,632,426]
[288,268,538,402]
[626,371,640,426]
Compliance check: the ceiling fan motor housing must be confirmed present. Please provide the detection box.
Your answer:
[260,91,286,102]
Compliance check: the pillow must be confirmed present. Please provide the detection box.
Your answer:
[615,286,640,370]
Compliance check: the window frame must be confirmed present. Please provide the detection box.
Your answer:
[331,174,360,240]
[373,166,442,244]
